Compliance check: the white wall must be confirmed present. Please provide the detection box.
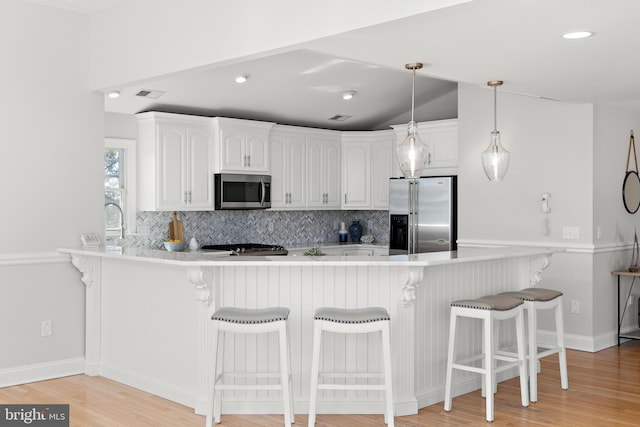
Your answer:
[458,82,594,245]
[105,112,137,140]
[457,83,640,351]
[592,105,640,342]
[0,1,103,382]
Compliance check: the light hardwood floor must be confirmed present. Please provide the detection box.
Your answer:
[1,341,639,426]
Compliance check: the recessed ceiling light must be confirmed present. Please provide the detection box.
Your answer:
[235,75,248,84]
[106,90,120,99]
[562,31,594,39]
[342,91,356,100]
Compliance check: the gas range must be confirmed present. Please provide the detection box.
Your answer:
[200,243,288,256]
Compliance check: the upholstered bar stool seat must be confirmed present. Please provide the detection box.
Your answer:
[206,307,294,427]
[500,287,568,402]
[444,295,529,422]
[308,307,394,427]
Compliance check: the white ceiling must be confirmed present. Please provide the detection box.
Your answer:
[23,0,640,131]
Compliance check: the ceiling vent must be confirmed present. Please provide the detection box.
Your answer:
[328,114,352,121]
[135,89,166,99]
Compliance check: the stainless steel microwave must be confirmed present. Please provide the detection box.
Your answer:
[214,173,271,210]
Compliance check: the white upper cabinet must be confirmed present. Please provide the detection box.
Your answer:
[269,126,340,210]
[341,131,394,210]
[136,112,214,211]
[307,132,341,209]
[270,127,306,209]
[213,117,274,174]
[392,118,458,177]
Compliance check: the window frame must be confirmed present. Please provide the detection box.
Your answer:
[105,138,137,236]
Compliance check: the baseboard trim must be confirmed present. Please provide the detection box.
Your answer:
[0,357,84,387]
[99,365,196,410]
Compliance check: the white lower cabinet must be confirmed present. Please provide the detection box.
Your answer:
[137,112,214,211]
[287,245,388,256]
[341,131,394,210]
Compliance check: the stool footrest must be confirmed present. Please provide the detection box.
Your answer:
[318,384,387,391]
[215,384,286,391]
[218,372,283,379]
[319,372,384,379]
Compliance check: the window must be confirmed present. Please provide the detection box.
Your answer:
[104,138,136,239]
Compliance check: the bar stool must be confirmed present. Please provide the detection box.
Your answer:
[308,307,393,427]
[500,288,568,402]
[444,295,529,422]
[206,307,294,427]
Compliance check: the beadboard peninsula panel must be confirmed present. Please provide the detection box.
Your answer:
[64,247,552,416]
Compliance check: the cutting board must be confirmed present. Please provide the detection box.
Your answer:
[169,211,184,242]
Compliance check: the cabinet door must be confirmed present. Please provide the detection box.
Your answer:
[219,126,246,172]
[246,130,269,172]
[269,135,288,208]
[157,123,188,210]
[342,142,370,208]
[306,139,324,208]
[323,140,341,208]
[187,126,213,209]
[287,137,306,207]
[370,138,393,209]
[342,248,375,256]
[426,125,458,168]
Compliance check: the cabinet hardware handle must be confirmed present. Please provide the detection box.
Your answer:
[184,191,188,204]
[247,154,251,168]
[188,191,192,203]
[344,193,347,204]
[428,153,432,165]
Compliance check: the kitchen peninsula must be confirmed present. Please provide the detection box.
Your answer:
[60,246,555,417]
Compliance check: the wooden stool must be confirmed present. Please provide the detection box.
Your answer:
[444,294,529,422]
[500,288,568,402]
[206,307,294,427]
[308,307,393,427]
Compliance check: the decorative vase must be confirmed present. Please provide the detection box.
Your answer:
[339,222,348,243]
[349,220,363,243]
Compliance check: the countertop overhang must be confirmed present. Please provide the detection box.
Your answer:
[58,245,558,267]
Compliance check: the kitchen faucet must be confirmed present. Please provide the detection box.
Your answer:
[104,202,125,239]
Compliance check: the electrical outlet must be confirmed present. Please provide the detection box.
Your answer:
[570,300,580,314]
[268,221,274,232]
[563,227,580,240]
[41,320,52,337]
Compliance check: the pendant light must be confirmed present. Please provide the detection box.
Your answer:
[397,63,429,179]
[481,80,511,181]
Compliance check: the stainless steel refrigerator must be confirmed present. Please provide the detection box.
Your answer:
[388,176,457,255]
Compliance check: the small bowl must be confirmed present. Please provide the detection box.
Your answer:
[163,241,185,252]
[360,235,375,244]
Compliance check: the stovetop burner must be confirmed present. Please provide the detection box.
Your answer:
[201,243,288,256]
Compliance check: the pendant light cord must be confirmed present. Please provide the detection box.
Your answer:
[411,69,416,123]
[493,84,497,132]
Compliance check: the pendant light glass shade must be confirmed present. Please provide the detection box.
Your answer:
[481,80,510,181]
[397,63,429,179]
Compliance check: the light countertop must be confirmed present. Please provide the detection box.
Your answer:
[59,245,557,268]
